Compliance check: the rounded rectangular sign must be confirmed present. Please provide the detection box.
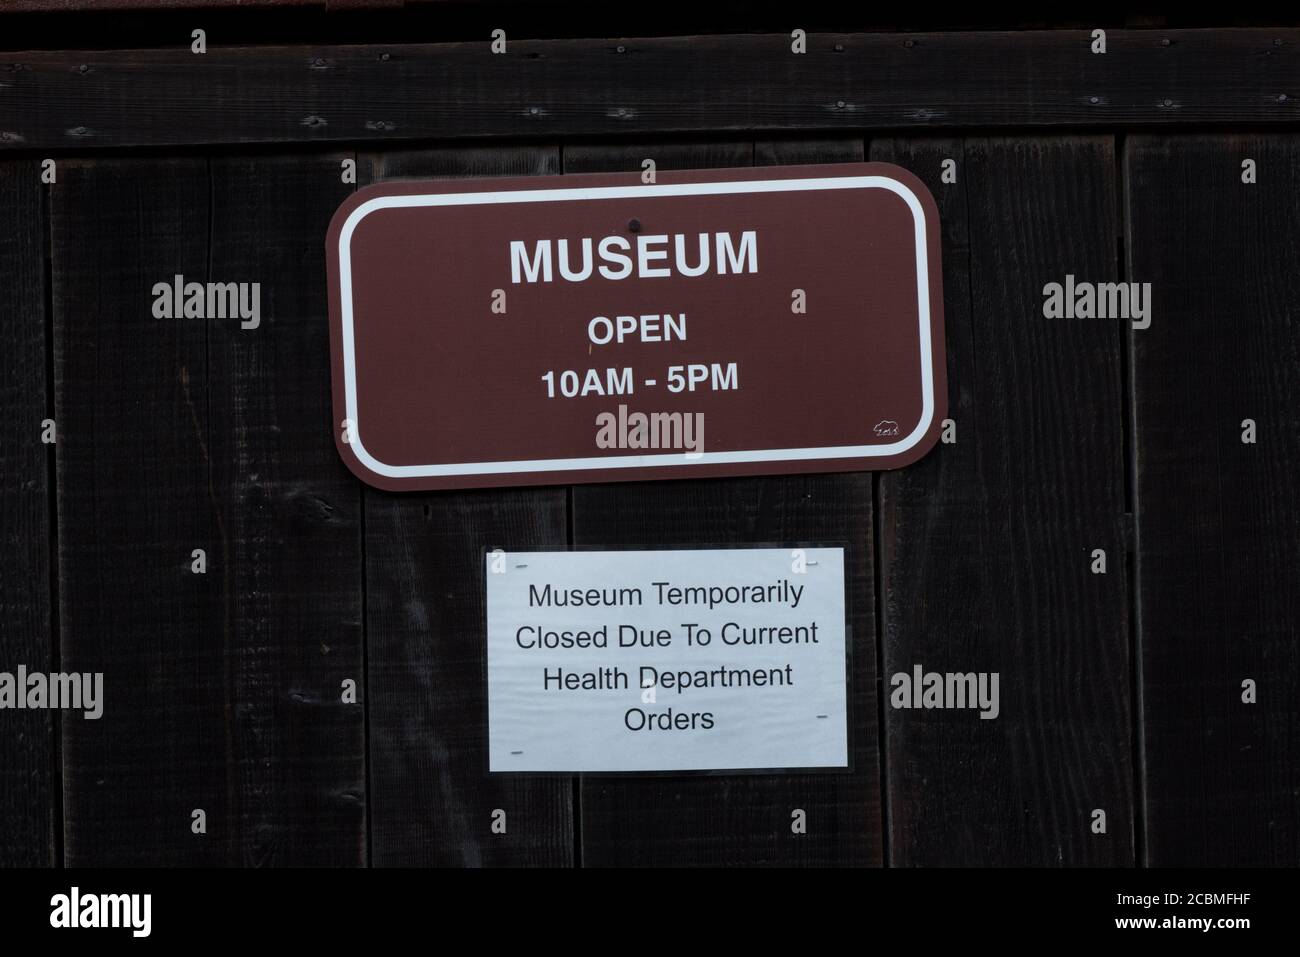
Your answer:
[326,163,946,491]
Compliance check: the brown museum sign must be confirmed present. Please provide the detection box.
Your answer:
[326,163,946,491]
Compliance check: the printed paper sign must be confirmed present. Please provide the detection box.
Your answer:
[486,547,849,773]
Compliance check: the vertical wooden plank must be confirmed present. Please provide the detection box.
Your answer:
[362,147,574,867]
[206,154,365,865]
[1128,135,1300,865]
[53,159,228,864]
[0,160,54,866]
[874,137,1134,865]
[568,138,883,867]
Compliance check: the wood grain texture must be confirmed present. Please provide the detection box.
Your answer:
[0,160,54,867]
[875,137,1134,865]
[2,30,1298,152]
[1127,135,1300,866]
[0,0,318,9]
[52,159,228,864]
[206,153,365,865]
[361,146,575,867]
[567,137,882,867]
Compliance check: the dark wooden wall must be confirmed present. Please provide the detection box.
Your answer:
[1,27,1298,867]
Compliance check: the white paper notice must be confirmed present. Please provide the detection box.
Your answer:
[486,547,849,772]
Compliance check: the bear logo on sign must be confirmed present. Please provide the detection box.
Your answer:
[873,420,900,437]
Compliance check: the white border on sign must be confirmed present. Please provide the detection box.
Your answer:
[337,176,936,479]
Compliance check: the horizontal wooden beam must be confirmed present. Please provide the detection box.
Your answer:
[1,29,1297,151]
[0,0,392,9]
